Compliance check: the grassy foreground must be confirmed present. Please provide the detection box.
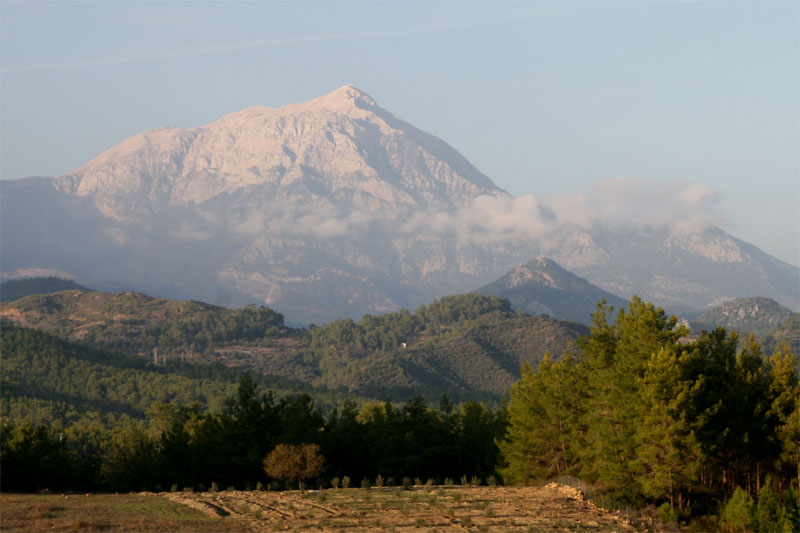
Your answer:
[0,492,247,532]
[1,484,647,532]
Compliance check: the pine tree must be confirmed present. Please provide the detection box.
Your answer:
[766,344,800,489]
[634,346,703,512]
[498,355,584,484]
[578,297,685,498]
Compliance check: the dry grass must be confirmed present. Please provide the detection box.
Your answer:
[0,493,248,532]
[1,485,650,532]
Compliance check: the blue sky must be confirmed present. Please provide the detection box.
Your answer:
[2,1,798,266]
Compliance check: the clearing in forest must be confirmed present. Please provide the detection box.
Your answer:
[1,484,645,531]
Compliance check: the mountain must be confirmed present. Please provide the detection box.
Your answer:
[476,257,627,324]
[550,226,800,314]
[693,297,797,338]
[2,85,798,323]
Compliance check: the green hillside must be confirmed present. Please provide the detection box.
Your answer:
[0,322,354,429]
[0,289,299,359]
[1,290,587,401]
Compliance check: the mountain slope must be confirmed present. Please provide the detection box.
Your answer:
[693,297,796,338]
[476,256,628,324]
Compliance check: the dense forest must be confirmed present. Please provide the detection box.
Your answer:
[499,297,799,530]
[2,293,798,530]
[2,371,506,496]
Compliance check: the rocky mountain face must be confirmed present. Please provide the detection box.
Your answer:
[2,86,798,324]
[477,257,627,324]
[693,297,797,338]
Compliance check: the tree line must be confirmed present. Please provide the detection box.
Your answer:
[1,373,506,493]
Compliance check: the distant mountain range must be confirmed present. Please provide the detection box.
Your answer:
[2,85,797,324]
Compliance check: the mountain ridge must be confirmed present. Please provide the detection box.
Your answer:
[2,85,798,323]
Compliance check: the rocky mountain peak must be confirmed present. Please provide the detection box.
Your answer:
[302,84,377,111]
[478,257,628,324]
[52,85,500,220]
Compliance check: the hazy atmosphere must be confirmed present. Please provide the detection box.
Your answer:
[2,1,798,266]
[2,3,799,529]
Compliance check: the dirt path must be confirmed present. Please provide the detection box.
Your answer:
[161,483,643,531]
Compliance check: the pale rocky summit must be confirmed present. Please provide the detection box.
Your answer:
[2,86,798,323]
[55,85,502,221]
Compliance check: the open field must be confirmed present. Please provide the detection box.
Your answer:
[1,484,648,532]
[0,492,248,532]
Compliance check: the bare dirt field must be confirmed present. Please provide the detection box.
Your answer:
[2,484,653,532]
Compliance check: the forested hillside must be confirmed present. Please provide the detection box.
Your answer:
[0,323,334,429]
[300,294,587,397]
[1,291,587,400]
[0,289,294,358]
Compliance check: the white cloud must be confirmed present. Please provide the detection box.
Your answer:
[398,178,725,245]
[542,178,726,234]
[217,178,724,246]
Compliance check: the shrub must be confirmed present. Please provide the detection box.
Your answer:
[331,476,340,489]
[402,477,413,490]
[657,502,678,523]
[361,477,371,490]
[342,476,351,489]
[210,482,219,492]
[375,475,384,487]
